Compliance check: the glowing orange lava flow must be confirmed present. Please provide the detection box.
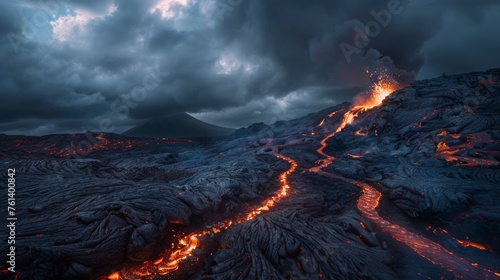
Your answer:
[48,133,151,157]
[313,164,499,278]
[245,154,297,220]
[352,178,498,278]
[312,77,403,172]
[105,153,297,279]
[435,136,499,167]
[454,238,488,251]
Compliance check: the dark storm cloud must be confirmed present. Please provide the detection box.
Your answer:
[62,0,115,14]
[1,0,499,135]
[193,85,363,128]
[417,1,500,78]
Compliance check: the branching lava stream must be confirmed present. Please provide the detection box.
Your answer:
[105,154,297,279]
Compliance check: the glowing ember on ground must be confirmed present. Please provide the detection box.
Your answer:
[49,133,151,157]
[346,153,363,159]
[434,132,499,167]
[46,134,191,157]
[354,129,368,136]
[317,118,326,127]
[155,233,200,274]
[454,238,488,251]
[105,153,297,279]
[437,131,461,139]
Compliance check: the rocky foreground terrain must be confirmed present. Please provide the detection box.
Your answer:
[1,69,499,279]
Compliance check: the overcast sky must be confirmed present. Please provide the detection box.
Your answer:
[1,0,499,135]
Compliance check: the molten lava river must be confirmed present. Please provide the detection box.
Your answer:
[105,155,297,279]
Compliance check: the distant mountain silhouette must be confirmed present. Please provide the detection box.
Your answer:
[123,113,235,138]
